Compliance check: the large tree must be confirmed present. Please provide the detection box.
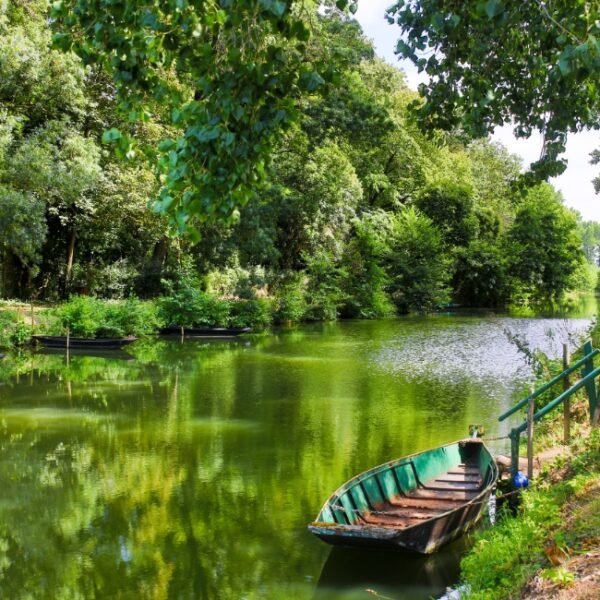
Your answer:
[51,0,359,232]
[386,1,600,179]
[506,184,584,301]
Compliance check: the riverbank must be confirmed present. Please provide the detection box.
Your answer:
[459,401,599,599]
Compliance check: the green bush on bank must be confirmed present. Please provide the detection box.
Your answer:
[47,296,162,338]
[272,276,307,324]
[158,276,274,329]
[0,310,30,348]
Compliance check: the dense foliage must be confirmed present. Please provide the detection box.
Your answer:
[386,0,600,180]
[0,2,594,319]
[47,296,162,338]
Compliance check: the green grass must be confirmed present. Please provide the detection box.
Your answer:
[460,428,600,599]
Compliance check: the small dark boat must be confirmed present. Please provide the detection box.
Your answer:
[160,326,251,337]
[32,335,137,350]
[308,439,498,554]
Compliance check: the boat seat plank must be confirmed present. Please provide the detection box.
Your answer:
[389,497,465,510]
[409,489,477,501]
[435,473,481,482]
[448,467,480,474]
[425,481,480,491]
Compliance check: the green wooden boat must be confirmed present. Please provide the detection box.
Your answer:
[308,439,498,554]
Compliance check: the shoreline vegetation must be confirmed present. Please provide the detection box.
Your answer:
[459,327,600,600]
[0,288,598,351]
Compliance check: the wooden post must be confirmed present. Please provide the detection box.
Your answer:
[563,343,570,444]
[30,301,34,331]
[527,396,535,480]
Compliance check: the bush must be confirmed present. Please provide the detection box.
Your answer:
[49,296,160,338]
[98,298,162,337]
[230,299,273,329]
[303,249,346,321]
[273,276,307,324]
[159,277,231,327]
[0,310,30,348]
[51,296,104,338]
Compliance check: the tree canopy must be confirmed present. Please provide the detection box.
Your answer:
[0,1,593,311]
[51,0,358,233]
[386,0,600,179]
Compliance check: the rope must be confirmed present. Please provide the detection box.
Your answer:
[484,435,511,441]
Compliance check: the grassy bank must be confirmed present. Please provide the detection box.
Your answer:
[460,396,599,599]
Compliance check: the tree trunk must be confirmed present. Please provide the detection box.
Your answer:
[2,251,29,299]
[65,226,76,296]
[139,237,169,297]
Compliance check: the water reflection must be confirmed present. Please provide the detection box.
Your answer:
[315,536,472,600]
[0,310,594,598]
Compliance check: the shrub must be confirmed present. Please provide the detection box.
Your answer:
[52,296,104,338]
[230,299,273,329]
[0,310,30,348]
[49,296,160,338]
[303,249,346,321]
[159,277,231,328]
[98,298,162,337]
[158,276,205,328]
[194,295,231,327]
[273,276,307,324]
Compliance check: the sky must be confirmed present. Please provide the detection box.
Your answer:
[354,1,600,222]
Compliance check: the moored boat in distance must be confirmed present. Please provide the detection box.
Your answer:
[31,335,137,350]
[160,326,251,337]
[308,439,498,554]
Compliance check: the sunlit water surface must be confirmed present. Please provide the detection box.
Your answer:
[0,305,595,599]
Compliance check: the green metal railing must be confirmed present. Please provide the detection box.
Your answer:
[499,340,599,476]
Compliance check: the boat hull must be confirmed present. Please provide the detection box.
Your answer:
[32,335,137,349]
[308,440,498,554]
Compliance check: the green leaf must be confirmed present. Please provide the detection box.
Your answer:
[300,70,325,92]
[264,0,287,18]
[558,56,572,76]
[101,128,122,144]
[197,127,220,142]
[158,139,176,152]
[485,0,504,18]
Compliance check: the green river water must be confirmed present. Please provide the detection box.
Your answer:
[0,305,596,599]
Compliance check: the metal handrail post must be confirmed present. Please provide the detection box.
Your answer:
[582,340,598,421]
[510,428,520,477]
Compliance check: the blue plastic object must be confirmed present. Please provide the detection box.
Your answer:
[513,471,529,489]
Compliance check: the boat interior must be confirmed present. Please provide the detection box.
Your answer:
[318,441,496,530]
